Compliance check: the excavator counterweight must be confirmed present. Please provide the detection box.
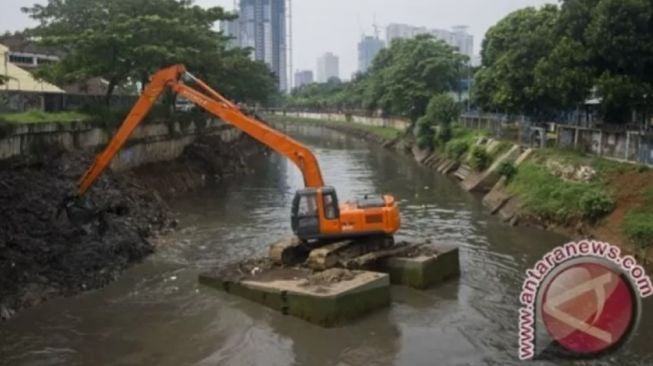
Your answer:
[75,65,401,242]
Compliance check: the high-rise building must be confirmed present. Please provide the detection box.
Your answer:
[357,35,385,73]
[294,70,314,89]
[221,0,289,92]
[385,23,474,59]
[316,52,339,83]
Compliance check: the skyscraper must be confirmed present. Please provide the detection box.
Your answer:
[385,23,474,59]
[294,70,314,89]
[222,0,289,92]
[357,35,385,73]
[316,52,339,83]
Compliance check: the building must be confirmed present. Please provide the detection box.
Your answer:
[316,52,339,83]
[357,35,385,73]
[385,23,474,59]
[294,70,313,89]
[221,0,289,92]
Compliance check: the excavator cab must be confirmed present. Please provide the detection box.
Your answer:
[291,186,400,242]
[291,187,340,239]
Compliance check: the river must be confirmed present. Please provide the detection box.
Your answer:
[1,124,651,365]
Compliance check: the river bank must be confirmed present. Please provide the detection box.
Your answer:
[266,114,653,264]
[0,124,262,320]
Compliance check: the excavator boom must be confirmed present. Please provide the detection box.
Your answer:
[77,64,324,196]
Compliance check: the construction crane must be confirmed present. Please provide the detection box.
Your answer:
[74,65,400,243]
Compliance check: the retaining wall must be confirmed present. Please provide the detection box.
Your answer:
[278,111,410,132]
[0,118,241,171]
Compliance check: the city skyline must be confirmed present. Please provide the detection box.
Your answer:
[2,0,556,80]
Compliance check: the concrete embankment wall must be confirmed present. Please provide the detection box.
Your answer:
[278,111,411,132]
[0,119,241,170]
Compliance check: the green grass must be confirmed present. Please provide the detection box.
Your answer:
[266,114,401,140]
[623,187,653,250]
[507,161,614,223]
[0,111,92,124]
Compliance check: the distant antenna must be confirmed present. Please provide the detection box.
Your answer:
[357,14,364,37]
[373,15,380,39]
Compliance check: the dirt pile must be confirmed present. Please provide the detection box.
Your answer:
[0,151,171,319]
[134,134,263,197]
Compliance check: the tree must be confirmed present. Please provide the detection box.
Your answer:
[22,0,277,106]
[473,5,559,116]
[475,0,653,123]
[285,34,466,119]
[416,93,460,149]
[365,35,467,121]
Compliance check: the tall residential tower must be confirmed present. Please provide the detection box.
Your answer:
[357,35,385,73]
[316,52,340,83]
[222,0,290,92]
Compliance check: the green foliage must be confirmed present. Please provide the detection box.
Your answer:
[474,5,559,116]
[445,140,470,160]
[286,36,467,119]
[414,94,461,150]
[497,161,518,180]
[22,0,277,105]
[579,190,615,220]
[474,0,653,122]
[508,162,614,222]
[623,211,653,249]
[0,111,91,124]
[470,146,491,171]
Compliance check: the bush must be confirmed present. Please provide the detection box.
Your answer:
[497,161,518,180]
[445,140,469,160]
[470,146,491,171]
[579,190,615,221]
[623,210,653,250]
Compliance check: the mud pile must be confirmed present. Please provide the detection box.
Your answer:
[134,134,263,196]
[0,151,171,319]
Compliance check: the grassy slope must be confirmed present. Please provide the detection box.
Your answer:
[507,148,653,252]
[0,111,92,124]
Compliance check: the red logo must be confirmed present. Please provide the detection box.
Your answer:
[541,261,637,355]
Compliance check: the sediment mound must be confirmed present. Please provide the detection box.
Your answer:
[0,151,170,319]
[133,134,262,196]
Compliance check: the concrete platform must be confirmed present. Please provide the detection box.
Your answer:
[380,245,460,289]
[199,268,390,328]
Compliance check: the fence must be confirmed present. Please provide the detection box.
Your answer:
[557,125,652,166]
[461,112,653,166]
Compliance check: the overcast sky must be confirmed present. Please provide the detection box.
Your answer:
[2,0,555,79]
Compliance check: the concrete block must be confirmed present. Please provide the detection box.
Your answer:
[483,176,512,214]
[199,268,391,328]
[514,148,534,166]
[381,245,460,289]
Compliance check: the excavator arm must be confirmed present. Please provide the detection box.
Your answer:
[77,65,324,197]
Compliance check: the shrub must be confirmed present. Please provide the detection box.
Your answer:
[497,161,518,180]
[445,140,469,160]
[623,210,653,250]
[579,190,615,221]
[470,146,491,171]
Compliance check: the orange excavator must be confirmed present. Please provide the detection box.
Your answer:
[74,65,400,243]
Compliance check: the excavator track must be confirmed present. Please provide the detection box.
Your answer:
[269,235,400,270]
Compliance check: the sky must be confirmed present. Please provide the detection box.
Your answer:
[2,0,555,80]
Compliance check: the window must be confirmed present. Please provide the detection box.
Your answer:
[323,193,339,220]
[298,194,317,217]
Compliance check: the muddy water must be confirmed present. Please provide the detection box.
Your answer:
[1,125,652,366]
